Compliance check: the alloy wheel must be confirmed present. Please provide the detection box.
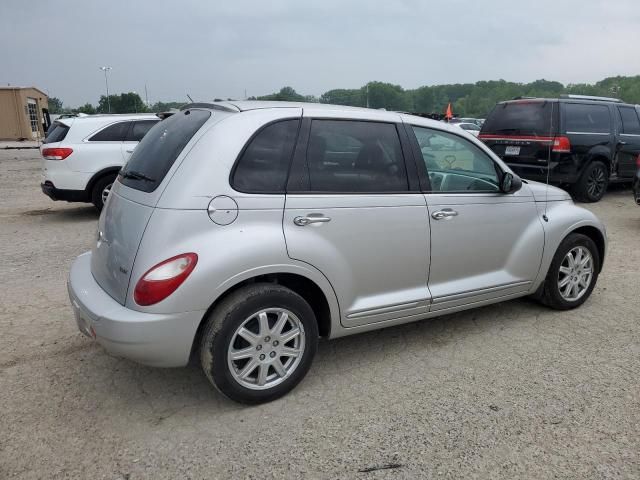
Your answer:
[227,308,305,390]
[586,166,606,199]
[557,246,593,301]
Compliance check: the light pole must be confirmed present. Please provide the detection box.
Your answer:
[99,66,112,113]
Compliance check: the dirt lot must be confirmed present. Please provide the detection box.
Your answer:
[1,149,638,479]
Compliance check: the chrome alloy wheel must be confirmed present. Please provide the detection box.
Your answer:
[558,246,594,301]
[101,182,113,205]
[227,308,305,390]
[586,165,606,199]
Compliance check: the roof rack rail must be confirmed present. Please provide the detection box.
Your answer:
[179,102,239,112]
[512,96,538,100]
[559,94,623,103]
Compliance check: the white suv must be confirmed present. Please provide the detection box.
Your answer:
[40,114,160,210]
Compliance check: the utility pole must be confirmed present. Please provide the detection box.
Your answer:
[144,83,149,107]
[99,66,112,113]
[366,83,370,108]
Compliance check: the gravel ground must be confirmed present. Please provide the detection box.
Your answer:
[1,149,639,479]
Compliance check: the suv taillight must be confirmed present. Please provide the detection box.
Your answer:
[133,253,198,306]
[42,147,73,160]
[552,136,571,153]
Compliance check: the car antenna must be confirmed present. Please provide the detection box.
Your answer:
[543,103,554,222]
[186,94,194,102]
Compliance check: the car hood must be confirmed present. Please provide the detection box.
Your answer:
[525,180,572,202]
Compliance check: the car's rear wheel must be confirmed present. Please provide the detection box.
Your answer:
[200,283,318,404]
[573,161,608,203]
[91,174,117,211]
[537,233,600,310]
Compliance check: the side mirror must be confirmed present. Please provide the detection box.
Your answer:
[500,172,522,194]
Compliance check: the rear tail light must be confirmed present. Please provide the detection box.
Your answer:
[42,147,73,160]
[552,136,571,153]
[636,154,640,169]
[134,253,198,306]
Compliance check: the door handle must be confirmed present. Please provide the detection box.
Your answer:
[294,215,331,226]
[431,209,458,220]
[126,149,134,153]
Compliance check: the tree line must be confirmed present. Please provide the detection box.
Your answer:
[48,75,640,118]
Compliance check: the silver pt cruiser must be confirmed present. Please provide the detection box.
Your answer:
[68,102,606,404]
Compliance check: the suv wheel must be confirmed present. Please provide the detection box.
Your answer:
[537,233,600,310]
[573,161,608,202]
[200,283,319,404]
[91,174,117,211]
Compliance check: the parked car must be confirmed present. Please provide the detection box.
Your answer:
[454,122,481,137]
[40,113,160,210]
[68,102,606,404]
[479,95,640,202]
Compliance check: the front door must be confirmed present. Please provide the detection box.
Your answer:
[409,124,544,312]
[615,105,640,179]
[283,118,431,327]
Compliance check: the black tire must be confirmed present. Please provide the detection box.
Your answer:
[537,233,600,310]
[573,161,608,203]
[90,174,117,211]
[200,283,319,404]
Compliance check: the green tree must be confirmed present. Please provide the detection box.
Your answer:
[257,86,306,102]
[48,97,63,114]
[149,101,185,112]
[97,92,148,113]
[74,103,96,114]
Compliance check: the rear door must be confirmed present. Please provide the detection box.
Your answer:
[614,105,640,178]
[409,124,544,312]
[283,116,431,328]
[121,119,160,163]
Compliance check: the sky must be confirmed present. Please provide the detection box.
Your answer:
[1,0,639,107]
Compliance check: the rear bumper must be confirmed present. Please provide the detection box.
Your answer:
[41,181,89,202]
[67,252,204,367]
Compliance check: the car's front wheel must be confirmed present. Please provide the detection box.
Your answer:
[538,233,600,310]
[200,283,318,404]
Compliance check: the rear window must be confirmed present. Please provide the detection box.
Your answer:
[617,106,640,135]
[482,101,557,136]
[231,119,300,193]
[564,103,611,133]
[89,121,130,141]
[126,120,160,142]
[43,122,69,143]
[119,109,211,193]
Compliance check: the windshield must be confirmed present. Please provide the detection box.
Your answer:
[482,101,558,136]
[119,109,211,192]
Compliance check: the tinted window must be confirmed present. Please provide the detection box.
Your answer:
[461,124,480,131]
[43,122,69,144]
[232,119,299,193]
[413,126,500,192]
[119,110,210,193]
[564,103,610,133]
[482,101,556,136]
[306,120,408,192]
[617,106,640,135]
[127,120,159,142]
[89,121,130,141]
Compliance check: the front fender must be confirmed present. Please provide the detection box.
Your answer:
[533,201,607,289]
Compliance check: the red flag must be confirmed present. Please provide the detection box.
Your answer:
[445,103,453,121]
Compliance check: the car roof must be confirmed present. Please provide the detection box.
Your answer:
[498,97,636,107]
[56,113,158,128]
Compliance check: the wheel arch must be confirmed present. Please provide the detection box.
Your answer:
[85,166,121,195]
[189,267,339,361]
[568,225,606,272]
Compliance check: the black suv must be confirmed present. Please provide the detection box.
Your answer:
[479,95,640,202]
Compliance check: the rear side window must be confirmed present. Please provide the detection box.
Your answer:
[564,103,611,133]
[232,119,300,193]
[482,101,557,136]
[89,121,130,141]
[617,106,640,135]
[43,123,69,143]
[305,120,408,192]
[119,110,210,193]
[126,120,159,142]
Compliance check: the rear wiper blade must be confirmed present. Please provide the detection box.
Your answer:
[120,170,156,182]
